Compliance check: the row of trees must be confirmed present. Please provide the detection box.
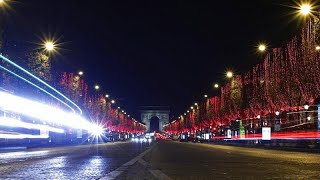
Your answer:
[165,18,320,133]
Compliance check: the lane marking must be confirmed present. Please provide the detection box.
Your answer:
[136,147,172,180]
[137,158,148,166]
[148,169,172,180]
[101,145,155,180]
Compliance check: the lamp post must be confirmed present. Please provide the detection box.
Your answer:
[226,71,233,79]
[258,44,267,52]
[275,111,281,132]
[304,103,309,123]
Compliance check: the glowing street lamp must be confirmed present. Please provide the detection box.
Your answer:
[316,46,320,51]
[105,94,109,98]
[118,107,120,109]
[111,100,115,104]
[300,4,312,15]
[44,41,55,51]
[258,44,266,52]
[257,115,261,119]
[190,106,194,110]
[204,94,208,98]
[0,0,5,5]
[214,83,219,89]
[94,85,100,90]
[194,102,198,106]
[275,111,280,116]
[226,71,233,78]
[78,71,84,76]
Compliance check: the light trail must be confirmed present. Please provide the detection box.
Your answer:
[212,130,320,140]
[0,117,64,133]
[0,133,49,139]
[0,65,76,113]
[0,55,82,114]
[0,91,100,133]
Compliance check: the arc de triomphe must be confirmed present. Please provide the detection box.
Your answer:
[140,106,170,132]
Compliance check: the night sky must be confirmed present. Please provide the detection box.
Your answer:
[4,0,307,120]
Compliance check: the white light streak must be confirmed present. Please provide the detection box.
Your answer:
[0,117,64,133]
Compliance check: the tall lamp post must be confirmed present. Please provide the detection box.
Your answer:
[275,111,281,132]
[304,103,309,123]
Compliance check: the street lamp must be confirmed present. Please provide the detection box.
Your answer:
[78,71,84,76]
[204,94,208,98]
[258,44,266,52]
[304,104,309,110]
[105,94,109,98]
[300,4,312,15]
[194,102,198,106]
[275,111,281,131]
[226,71,233,78]
[111,100,115,104]
[44,41,55,51]
[214,83,219,88]
[316,46,320,51]
[94,85,100,90]
[190,106,194,110]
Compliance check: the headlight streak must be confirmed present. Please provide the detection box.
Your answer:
[0,65,76,113]
[0,116,64,133]
[0,133,49,139]
[0,91,99,132]
[0,55,82,114]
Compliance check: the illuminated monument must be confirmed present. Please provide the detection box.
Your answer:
[140,106,170,132]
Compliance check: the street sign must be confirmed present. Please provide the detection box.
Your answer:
[262,127,271,140]
[226,129,231,138]
[239,120,245,139]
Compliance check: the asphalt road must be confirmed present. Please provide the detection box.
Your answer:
[141,141,320,180]
[0,141,151,179]
[1,141,319,179]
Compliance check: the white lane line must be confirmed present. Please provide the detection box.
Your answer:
[101,145,154,180]
[148,169,172,180]
[137,158,148,166]
[136,149,172,180]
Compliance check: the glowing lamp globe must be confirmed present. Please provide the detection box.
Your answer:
[45,42,55,51]
[300,4,311,15]
[258,44,266,52]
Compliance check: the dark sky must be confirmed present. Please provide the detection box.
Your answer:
[4,0,307,120]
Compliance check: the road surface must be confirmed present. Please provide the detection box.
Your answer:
[1,141,320,179]
[136,141,320,179]
[0,142,151,179]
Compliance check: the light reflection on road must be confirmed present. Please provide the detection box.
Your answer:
[0,150,49,163]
